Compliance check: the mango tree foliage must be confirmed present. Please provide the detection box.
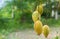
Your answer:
[6,0,60,22]
[0,2,12,19]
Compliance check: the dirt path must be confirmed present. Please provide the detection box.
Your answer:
[7,27,60,39]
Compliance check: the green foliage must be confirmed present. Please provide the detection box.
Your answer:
[52,35,59,39]
[0,0,59,31]
[0,3,12,19]
[41,18,60,27]
[0,0,60,39]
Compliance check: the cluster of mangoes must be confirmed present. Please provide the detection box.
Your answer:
[32,4,50,38]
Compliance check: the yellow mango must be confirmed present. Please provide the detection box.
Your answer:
[42,25,50,38]
[32,11,40,22]
[36,4,43,15]
[34,20,43,35]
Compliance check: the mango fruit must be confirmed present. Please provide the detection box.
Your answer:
[32,11,40,22]
[36,4,43,15]
[34,20,43,35]
[42,25,50,38]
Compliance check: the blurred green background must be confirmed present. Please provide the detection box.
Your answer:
[0,0,60,39]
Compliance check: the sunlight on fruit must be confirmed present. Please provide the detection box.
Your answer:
[32,11,40,22]
[34,20,43,35]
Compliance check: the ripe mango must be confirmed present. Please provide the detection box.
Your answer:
[34,20,43,35]
[32,11,40,22]
[42,25,50,38]
[36,4,43,15]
